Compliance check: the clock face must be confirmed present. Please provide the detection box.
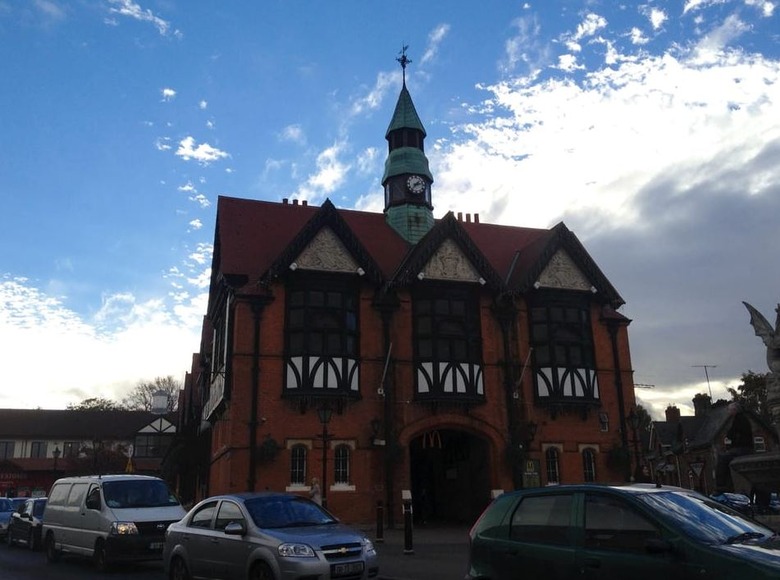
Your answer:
[406,174,426,196]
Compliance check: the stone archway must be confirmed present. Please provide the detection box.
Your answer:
[409,429,491,525]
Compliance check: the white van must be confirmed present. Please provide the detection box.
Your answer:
[42,474,186,570]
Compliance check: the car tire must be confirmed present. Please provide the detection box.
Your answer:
[93,541,111,572]
[45,533,60,563]
[249,561,276,580]
[170,556,192,580]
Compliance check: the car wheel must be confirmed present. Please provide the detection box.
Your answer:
[45,533,60,563]
[249,561,276,580]
[28,529,37,551]
[93,541,111,572]
[170,556,192,580]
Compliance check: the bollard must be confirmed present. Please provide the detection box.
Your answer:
[375,501,384,543]
[402,498,414,555]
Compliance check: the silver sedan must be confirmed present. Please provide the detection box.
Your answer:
[163,492,378,580]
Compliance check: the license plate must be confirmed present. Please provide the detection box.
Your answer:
[149,542,164,551]
[332,561,364,577]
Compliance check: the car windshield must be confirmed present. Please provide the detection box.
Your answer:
[244,496,337,529]
[102,480,179,508]
[637,490,774,545]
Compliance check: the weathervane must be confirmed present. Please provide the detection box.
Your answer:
[397,44,411,86]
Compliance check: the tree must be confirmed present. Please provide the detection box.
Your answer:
[121,376,180,412]
[66,397,123,411]
[728,371,769,420]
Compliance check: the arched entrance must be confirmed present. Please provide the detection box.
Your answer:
[409,429,491,524]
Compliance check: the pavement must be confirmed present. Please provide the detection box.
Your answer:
[368,523,471,580]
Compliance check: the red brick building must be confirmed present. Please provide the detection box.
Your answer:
[177,72,638,525]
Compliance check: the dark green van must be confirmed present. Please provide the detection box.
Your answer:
[467,483,780,580]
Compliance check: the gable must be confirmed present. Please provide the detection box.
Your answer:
[138,417,176,434]
[420,238,481,283]
[536,250,592,291]
[293,227,360,273]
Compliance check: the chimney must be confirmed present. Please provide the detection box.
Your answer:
[692,393,712,416]
[457,212,463,221]
[283,198,289,204]
[665,405,681,423]
[474,214,480,223]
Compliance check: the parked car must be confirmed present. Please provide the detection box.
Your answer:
[7,497,47,550]
[0,498,25,540]
[42,474,186,570]
[467,483,780,580]
[164,492,379,580]
[710,492,754,516]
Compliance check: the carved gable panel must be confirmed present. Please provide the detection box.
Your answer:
[537,250,591,291]
[421,238,481,282]
[294,227,359,273]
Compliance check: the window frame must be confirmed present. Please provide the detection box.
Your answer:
[582,448,597,482]
[285,274,360,359]
[290,444,308,486]
[334,444,351,485]
[30,441,47,459]
[413,284,482,364]
[545,447,561,485]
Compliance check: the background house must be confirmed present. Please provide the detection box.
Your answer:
[0,409,176,497]
[645,395,778,496]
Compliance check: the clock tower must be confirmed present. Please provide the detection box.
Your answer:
[382,47,434,244]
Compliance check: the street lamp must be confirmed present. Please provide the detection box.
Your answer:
[627,409,642,482]
[317,405,333,509]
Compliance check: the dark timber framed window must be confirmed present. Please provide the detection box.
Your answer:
[413,283,484,400]
[529,292,599,403]
[285,274,360,394]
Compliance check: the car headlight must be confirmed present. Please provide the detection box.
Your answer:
[362,538,376,555]
[277,542,316,558]
[109,521,139,535]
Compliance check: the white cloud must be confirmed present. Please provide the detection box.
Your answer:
[350,71,398,117]
[421,24,450,65]
[692,14,751,62]
[188,219,202,231]
[199,100,208,109]
[34,0,66,22]
[161,87,176,101]
[648,8,668,30]
[573,13,608,41]
[292,142,350,203]
[175,136,229,165]
[0,276,203,409]
[279,124,306,144]
[107,0,174,36]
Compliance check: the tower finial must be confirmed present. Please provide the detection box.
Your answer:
[396,44,411,86]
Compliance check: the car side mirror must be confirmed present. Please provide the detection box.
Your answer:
[224,521,246,536]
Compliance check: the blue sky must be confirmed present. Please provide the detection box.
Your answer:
[1,1,779,417]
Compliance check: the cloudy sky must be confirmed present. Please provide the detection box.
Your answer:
[1,1,778,418]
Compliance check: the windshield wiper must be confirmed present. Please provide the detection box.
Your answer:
[725,531,766,544]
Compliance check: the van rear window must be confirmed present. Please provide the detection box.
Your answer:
[48,483,70,506]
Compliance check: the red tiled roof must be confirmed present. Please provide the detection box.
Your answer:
[215,196,553,284]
